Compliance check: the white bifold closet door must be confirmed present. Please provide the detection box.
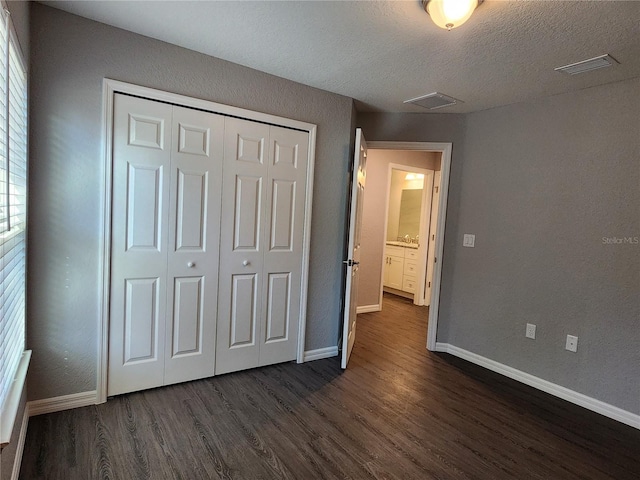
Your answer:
[216,118,309,374]
[109,94,223,396]
[109,93,310,396]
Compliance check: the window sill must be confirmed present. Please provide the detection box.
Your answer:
[0,349,31,448]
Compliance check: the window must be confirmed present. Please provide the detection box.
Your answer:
[0,6,28,445]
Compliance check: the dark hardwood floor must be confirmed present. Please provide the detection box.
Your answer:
[21,294,640,479]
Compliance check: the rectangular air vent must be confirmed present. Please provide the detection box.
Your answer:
[404,92,461,110]
[554,54,618,75]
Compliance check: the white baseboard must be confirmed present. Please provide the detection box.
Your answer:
[303,346,339,362]
[28,390,97,417]
[435,342,640,430]
[11,404,29,480]
[356,304,381,314]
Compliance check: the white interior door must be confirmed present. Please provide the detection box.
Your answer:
[216,118,269,374]
[163,106,224,385]
[258,126,309,366]
[425,171,441,305]
[110,95,224,395]
[341,128,367,369]
[216,119,309,374]
[109,94,172,395]
[414,170,434,306]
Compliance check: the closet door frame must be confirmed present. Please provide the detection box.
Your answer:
[98,79,317,403]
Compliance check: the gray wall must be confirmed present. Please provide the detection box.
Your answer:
[358,150,440,308]
[358,78,640,414]
[28,3,354,401]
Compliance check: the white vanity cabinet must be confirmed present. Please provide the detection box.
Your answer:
[383,244,419,296]
[383,245,405,290]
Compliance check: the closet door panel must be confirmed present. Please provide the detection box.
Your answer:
[259,127,309,366]
[216,118,269,375]
[109,94,172,395]
[164,106,224,385]
[170,276,204,356]
[264,272,290,343]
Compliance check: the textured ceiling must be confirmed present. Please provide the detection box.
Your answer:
[41,1,640,113]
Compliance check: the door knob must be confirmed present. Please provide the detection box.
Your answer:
[242,260,250,266]
[187,262,195,268]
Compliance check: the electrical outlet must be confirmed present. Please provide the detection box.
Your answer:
[526,323,536,339]
[463,234,475,247]
[565,335,578,352]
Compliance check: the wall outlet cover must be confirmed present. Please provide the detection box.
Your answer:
[463,234,475,247]
[566,335,578,352]
[526,323,536,339]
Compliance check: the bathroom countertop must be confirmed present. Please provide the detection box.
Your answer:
[386,241,419,249]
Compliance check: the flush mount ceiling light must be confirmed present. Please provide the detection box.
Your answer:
[423,0,483,31]
[405,173,425,181]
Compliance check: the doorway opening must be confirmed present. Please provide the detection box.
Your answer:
[380,163,439,308]
[357,142,451,352]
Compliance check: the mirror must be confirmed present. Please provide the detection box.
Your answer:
[386,169,423,243]
[398,189,422,239]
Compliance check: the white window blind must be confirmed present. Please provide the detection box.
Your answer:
[0,7,27,426]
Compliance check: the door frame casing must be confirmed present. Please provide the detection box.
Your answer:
[367,141,452,351]
[98,79,317,403]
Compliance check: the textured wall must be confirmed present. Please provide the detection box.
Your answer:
[447,78,640,414]
[28,4,354,401]
[358,79,640,414]
[358,150,440,308]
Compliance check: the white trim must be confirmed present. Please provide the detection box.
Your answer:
[10,404,29,480]
[357,304,381,314]
[97,80,114,404]
[296,125,317,363]
[103,79,316,131]
[435,343,640,430]
[100,79,317,391]
[28,391,97,417]
[367,141,452,352]
[303,346,339,362]
[1,350,30,447]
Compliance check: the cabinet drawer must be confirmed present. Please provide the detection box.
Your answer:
[404,260,418,276]
[385,245,405,257]
[405,249,419,260]
[403,276,417,293]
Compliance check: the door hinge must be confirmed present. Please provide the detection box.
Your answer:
[342,259,360,267]
[428,281,431,288]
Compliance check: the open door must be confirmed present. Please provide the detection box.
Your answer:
[341,128,367,368]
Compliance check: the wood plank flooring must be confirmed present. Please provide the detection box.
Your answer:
[20,294,640,479]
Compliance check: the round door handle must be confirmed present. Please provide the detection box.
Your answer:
[242,260,250,266]
[187,262,195,268]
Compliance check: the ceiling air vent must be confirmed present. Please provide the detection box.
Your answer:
[554,54,618,75]
[404,92,461,110]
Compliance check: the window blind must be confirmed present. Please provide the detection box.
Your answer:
[0,8,27,422]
